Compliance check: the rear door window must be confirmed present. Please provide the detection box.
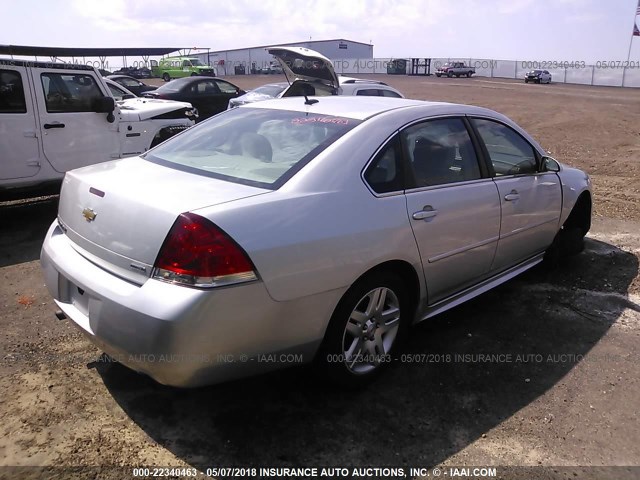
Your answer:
[215,80,238,94]
[402,118,482,187]
[381,89,402,98]
[356,89,381,96]
[0,69,27,113]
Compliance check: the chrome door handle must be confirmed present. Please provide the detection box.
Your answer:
[504,190,520,201]
[412,208,438,220]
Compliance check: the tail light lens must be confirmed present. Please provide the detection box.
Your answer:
[152,213,257,288]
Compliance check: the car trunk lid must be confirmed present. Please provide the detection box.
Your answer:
[57,156,269,284]
[267,46,339,89]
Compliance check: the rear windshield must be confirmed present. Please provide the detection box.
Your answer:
[144,108,361,189]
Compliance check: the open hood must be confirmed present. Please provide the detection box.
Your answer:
[267,46,339,89]
[117,97,194,121]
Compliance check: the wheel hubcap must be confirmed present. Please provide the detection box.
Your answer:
[342,287,400,374]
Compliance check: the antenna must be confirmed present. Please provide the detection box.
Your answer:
[304,95,318,105]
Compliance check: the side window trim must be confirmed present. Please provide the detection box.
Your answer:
[468,115,543,177]
[464,115,496,178]
[361,130,406,197]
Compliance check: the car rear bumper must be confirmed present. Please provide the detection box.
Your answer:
[40,221,332,387]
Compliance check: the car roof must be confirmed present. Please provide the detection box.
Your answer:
[107,75,136,80]
[240,96,495,120]
[338,76,389,86]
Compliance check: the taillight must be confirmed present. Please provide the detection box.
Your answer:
[152,213,257,288]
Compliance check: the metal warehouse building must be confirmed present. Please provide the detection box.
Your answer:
[196,38,373,76]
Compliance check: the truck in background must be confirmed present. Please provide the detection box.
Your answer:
[150,57,216,82]
[435,62,476,78]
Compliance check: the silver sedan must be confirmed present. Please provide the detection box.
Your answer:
[41,97,592,387]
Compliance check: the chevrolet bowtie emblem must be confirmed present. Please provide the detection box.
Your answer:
[82,208,97,222]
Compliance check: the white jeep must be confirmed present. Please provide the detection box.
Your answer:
[0,59,197,200]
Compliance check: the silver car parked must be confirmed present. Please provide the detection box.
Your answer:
[41,96,592,387]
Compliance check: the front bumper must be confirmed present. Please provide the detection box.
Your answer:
[40,221,330,387]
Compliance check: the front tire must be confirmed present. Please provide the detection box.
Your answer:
[162,73,170,82]
[318,272,411,387]
[448,71,454,78]
[467,71,472,78]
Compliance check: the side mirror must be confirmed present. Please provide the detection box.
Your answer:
[542,156,560,173]
[94,96,115,113]
[122,94,136,100]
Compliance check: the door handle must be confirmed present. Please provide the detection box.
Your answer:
[504,190,520,201]
[43,123,65,129]
[412,207,438,220]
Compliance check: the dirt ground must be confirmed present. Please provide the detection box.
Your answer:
[1,75,639,478]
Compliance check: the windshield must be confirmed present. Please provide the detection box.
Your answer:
[190,59,205,66]
[144,108,361,189]
[250,84,288,97]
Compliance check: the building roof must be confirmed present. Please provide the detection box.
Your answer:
[207,39,373,55]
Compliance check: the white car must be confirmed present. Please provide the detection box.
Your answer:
[228,76,403,109]
[257,47,404,99]
[228,47,404,109]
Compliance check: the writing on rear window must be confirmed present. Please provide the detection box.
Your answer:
[291,117,350,125]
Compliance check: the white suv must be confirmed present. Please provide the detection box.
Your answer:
[0,60,196,200]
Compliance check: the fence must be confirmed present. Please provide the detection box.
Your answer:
[325,57,640,88]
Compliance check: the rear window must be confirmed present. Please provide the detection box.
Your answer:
[144,108,361,189]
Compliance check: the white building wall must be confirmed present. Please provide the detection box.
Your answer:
[197,40,373,76]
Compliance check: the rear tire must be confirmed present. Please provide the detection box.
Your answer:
[162,73,170,82]
[448,71,454,78]
[317,272,411,388]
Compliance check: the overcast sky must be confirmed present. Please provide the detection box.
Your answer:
[3,0,640,65]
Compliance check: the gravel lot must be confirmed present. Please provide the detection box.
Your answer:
[1,75,639,478]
